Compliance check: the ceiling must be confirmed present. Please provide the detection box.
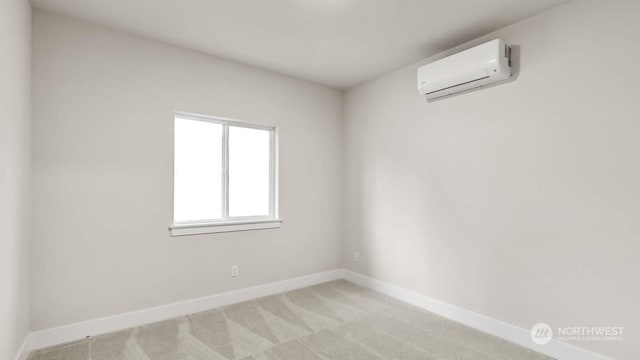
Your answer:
[31,0,568,89]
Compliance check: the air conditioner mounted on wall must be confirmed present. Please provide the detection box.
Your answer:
[417,39,512,101]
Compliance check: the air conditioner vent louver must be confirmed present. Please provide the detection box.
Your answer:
[425,76,490,96]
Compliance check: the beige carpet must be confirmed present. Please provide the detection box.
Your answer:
[28,280,553,360]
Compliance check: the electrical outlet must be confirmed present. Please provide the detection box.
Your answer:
[354,252,360,262]
[231,265,238,277]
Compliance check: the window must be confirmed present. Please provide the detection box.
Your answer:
[171,113,279,236]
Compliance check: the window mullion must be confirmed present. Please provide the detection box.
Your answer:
[222,124,230,220]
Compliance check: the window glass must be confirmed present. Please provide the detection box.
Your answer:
[173,118,223,222]
[228,126,271,217]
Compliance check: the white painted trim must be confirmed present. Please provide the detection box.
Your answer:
[174,111,276,132]
[14,333,32,360]
[26,269,343,354]
[344,270,610,360]
[170,219,282,236]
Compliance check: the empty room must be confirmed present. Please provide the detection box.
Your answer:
[1,0,637,359]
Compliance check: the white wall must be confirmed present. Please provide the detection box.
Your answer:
[0,0,32,358]
[342,0,639,359]
[31,11,343,331]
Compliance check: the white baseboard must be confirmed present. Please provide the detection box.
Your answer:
[344,270,609,360]
[14,333,32,360]
[21,269,344,357]
[16,268,610,360]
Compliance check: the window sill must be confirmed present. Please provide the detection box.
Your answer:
[170,219,282,236]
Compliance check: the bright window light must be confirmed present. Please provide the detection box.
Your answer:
[173,114,276,226]
[229,126,271,217]
[173,118,222,223]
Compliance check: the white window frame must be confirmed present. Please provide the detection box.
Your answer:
[170,112,280,236]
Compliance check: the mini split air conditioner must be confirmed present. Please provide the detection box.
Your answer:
[417,39,512,101]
